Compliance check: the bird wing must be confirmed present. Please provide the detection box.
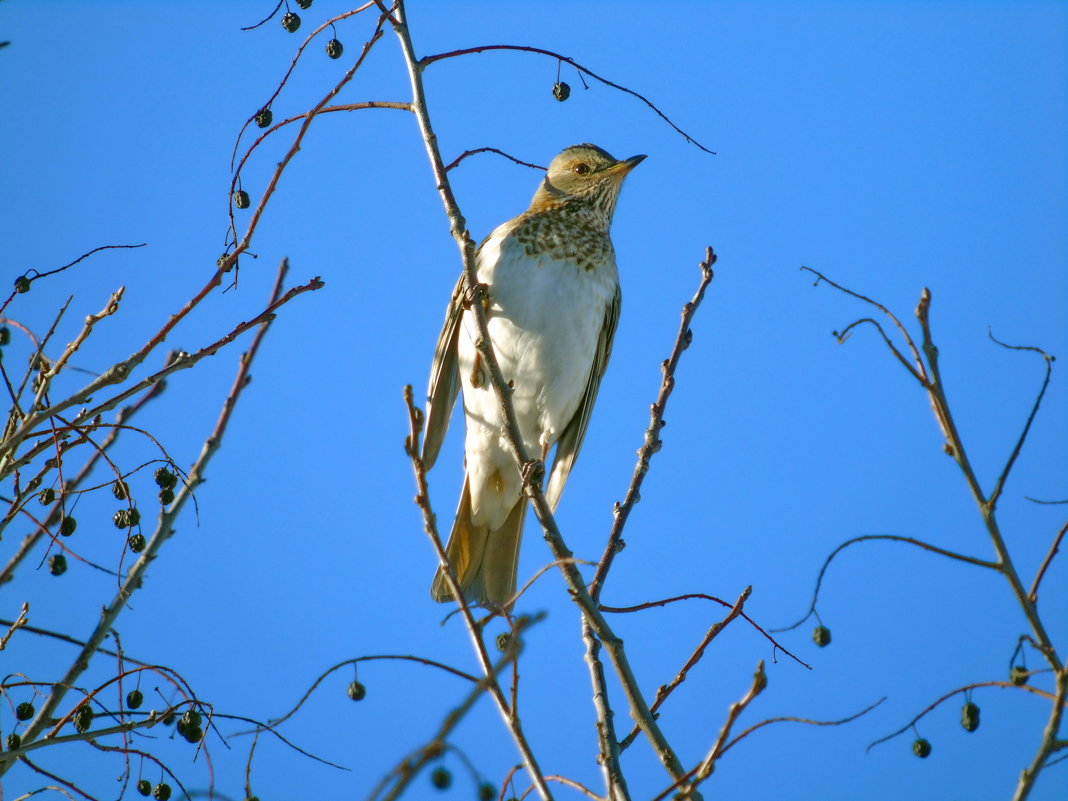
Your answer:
[544,284,622,510]
[421,272,466,470]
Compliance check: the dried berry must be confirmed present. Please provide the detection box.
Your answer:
[1011,665,1028,686]
[137,779,151,796]
[127,689,144,709]
[152,783,172,801]
[112,480,129,500]
[961,701,980,732]
[812,625,831,647]
[159,488,175,505]
[430,766,451,790]
[478,783,496,801]
[181,709,202,729]
[154,467,177,490]
[38,487,56,505]
[182,724,203,743]
[912,737,931,758]
[233,190,251,209]
[552,81,570,102]
[254,108,273,128]
[60,516,77,537]
[73,704,94,733]
[129,533,147,553]
[296,0,313,8]
[6,733,20,751]
[114,509,129,528]
[14,275,30,293]
[16,701,34,721]
[495,632,511,653]
[0,325,9,345]
[326,38,343,59]
[49,553,67,575]
[281,12,301,32]
[347,681,366,701]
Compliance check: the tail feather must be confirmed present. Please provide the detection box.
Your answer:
[431,478,526,609]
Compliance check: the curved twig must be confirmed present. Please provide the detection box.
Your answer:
[800,266,927,385]
[444,147,545,173]
[420,45,714,154]
[775,534,998,632]
[867,681,1060,752]
[986,331,1054,510]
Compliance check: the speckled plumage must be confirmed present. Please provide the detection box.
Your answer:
[422,144,645,608]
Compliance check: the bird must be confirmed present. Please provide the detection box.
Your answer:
[422,143,645,609]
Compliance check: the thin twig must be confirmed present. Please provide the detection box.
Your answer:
[420,45,714,154]
[619,587,751,751]
[719,696,886,758]
[775,534,999,633]
[395,0,698,789]
[866,681,1060,752]
[2,259,297,777]
[985,331,1054,511]
[444,147,545,173]
[1029,519,1067,604]
[801,266,927,385]
[589,247,716,600]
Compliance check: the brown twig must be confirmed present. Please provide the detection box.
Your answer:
[0,380,165,586]
[402,385,552,798]
[371,613,544,801]
[721,696,886,759]
[601,592,808,668]
[775,533,999,633]
[444,147,545,173]
[589,247,716,600]
[689,661,767,793]
[0,601,29,650]
[1,244,145,318]
[420,45,714,154]
[234,4,377,161]
[985,331,1054,511]
[1029,519,1067,604]
[394,0,698,791]
[801,266,927,385]
[866,681,1060,752]
[2,258,298,777]
[261,654,479,731]
[618,587,751,751]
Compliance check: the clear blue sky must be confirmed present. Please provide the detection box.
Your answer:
[2,2,1065,799]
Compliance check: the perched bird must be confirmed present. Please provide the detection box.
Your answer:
[422,143,645,608]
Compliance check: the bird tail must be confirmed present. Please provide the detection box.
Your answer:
[430,477,526,609]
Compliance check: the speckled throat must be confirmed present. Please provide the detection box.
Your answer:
[506,190,620,271]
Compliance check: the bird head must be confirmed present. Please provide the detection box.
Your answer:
[529,143,646,224]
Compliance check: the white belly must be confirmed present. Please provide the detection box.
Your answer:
[457,227,617,529]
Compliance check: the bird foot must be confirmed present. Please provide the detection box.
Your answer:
[463,281,490,310]
[521,459,545,494]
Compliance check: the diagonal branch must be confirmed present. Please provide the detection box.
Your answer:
[1,258,300,777]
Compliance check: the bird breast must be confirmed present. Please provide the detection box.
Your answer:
[458,222,618,456]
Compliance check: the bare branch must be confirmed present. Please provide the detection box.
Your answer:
[775,534,999,633]
[619,587,751,751]
[589,247,716,600]
[1029,519,1068,604]
[721,696,886,758]
[444,148,545,173]
[985,331,1054,510]
[800,265,927,384]
[420,45,714,154]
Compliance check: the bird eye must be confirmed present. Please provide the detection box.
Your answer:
[573,163,591,175]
